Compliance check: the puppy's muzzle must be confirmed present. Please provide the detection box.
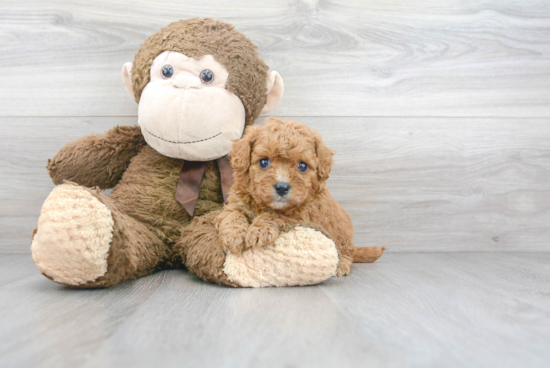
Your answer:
[274,182,290,197]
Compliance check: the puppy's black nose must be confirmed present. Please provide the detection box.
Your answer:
[274,182,290,196]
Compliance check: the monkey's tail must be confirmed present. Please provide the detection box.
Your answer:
[353,246,387,263]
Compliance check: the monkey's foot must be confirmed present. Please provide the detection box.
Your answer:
[223,226,339,287]
[31,184,114,286]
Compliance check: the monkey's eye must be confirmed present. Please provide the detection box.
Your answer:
[297,162,309,173]
[258,158,270,169]
[200,69,214,84]
[162,65,174,79]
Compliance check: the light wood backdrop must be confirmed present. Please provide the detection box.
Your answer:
[1,0,550,252]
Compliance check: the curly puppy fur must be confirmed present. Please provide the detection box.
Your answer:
[215,117,359,276]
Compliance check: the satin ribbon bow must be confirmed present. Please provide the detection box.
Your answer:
[175,155,234,217]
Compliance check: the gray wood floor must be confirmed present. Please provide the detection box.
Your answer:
[1,252,549,368]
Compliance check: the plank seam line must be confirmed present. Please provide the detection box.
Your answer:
[2,116,550,119]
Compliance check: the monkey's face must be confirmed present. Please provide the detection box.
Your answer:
[122,19,284,162]
[134,51,246,161]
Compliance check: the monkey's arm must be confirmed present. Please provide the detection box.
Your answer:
[47,125,146,189]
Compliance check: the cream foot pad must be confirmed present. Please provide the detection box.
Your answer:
[31,184,114,286]
[223,226,338,287]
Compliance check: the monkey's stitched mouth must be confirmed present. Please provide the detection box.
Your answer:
[143,128,221,144]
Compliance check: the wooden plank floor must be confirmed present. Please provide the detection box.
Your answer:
[0,252,549,368]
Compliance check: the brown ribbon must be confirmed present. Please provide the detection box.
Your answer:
[175,155,234,217]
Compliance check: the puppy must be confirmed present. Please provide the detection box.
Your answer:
[215,117,383,276]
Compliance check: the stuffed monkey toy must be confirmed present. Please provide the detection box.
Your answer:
[31,18,383,288]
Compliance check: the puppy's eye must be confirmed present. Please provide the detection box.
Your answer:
[258,158,270,169]
[162,65,174,79]
[297,162,309,173]
[200,69,214,84]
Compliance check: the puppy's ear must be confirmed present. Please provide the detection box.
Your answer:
[314,132,334,182]
[231,125,261,173]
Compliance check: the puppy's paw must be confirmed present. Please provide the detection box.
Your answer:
[245,224,280,249]
[336,258,353,277]
[215,210,250,254]
[219,224,248,254]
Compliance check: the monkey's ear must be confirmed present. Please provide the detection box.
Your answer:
[261,71,284,113]
[314,132,335,183]
[231,125,261,173]
[121,62,135,98]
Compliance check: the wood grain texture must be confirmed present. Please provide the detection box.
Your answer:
[0,252,549,368]
[320,252,550,368]
[0,0,549,117]
[2,116,550,252]
[2,2,549,367]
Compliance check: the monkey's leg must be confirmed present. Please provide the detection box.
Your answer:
[176,211,239,287]
[31,183,171,288]
[176,212,339,288]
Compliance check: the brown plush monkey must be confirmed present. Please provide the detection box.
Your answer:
[31,19,381,288]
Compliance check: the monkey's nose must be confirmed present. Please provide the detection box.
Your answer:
[274,182,290,196]
[173,74,201,89]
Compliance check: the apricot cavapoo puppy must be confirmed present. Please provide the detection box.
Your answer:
[215,117,384,277]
